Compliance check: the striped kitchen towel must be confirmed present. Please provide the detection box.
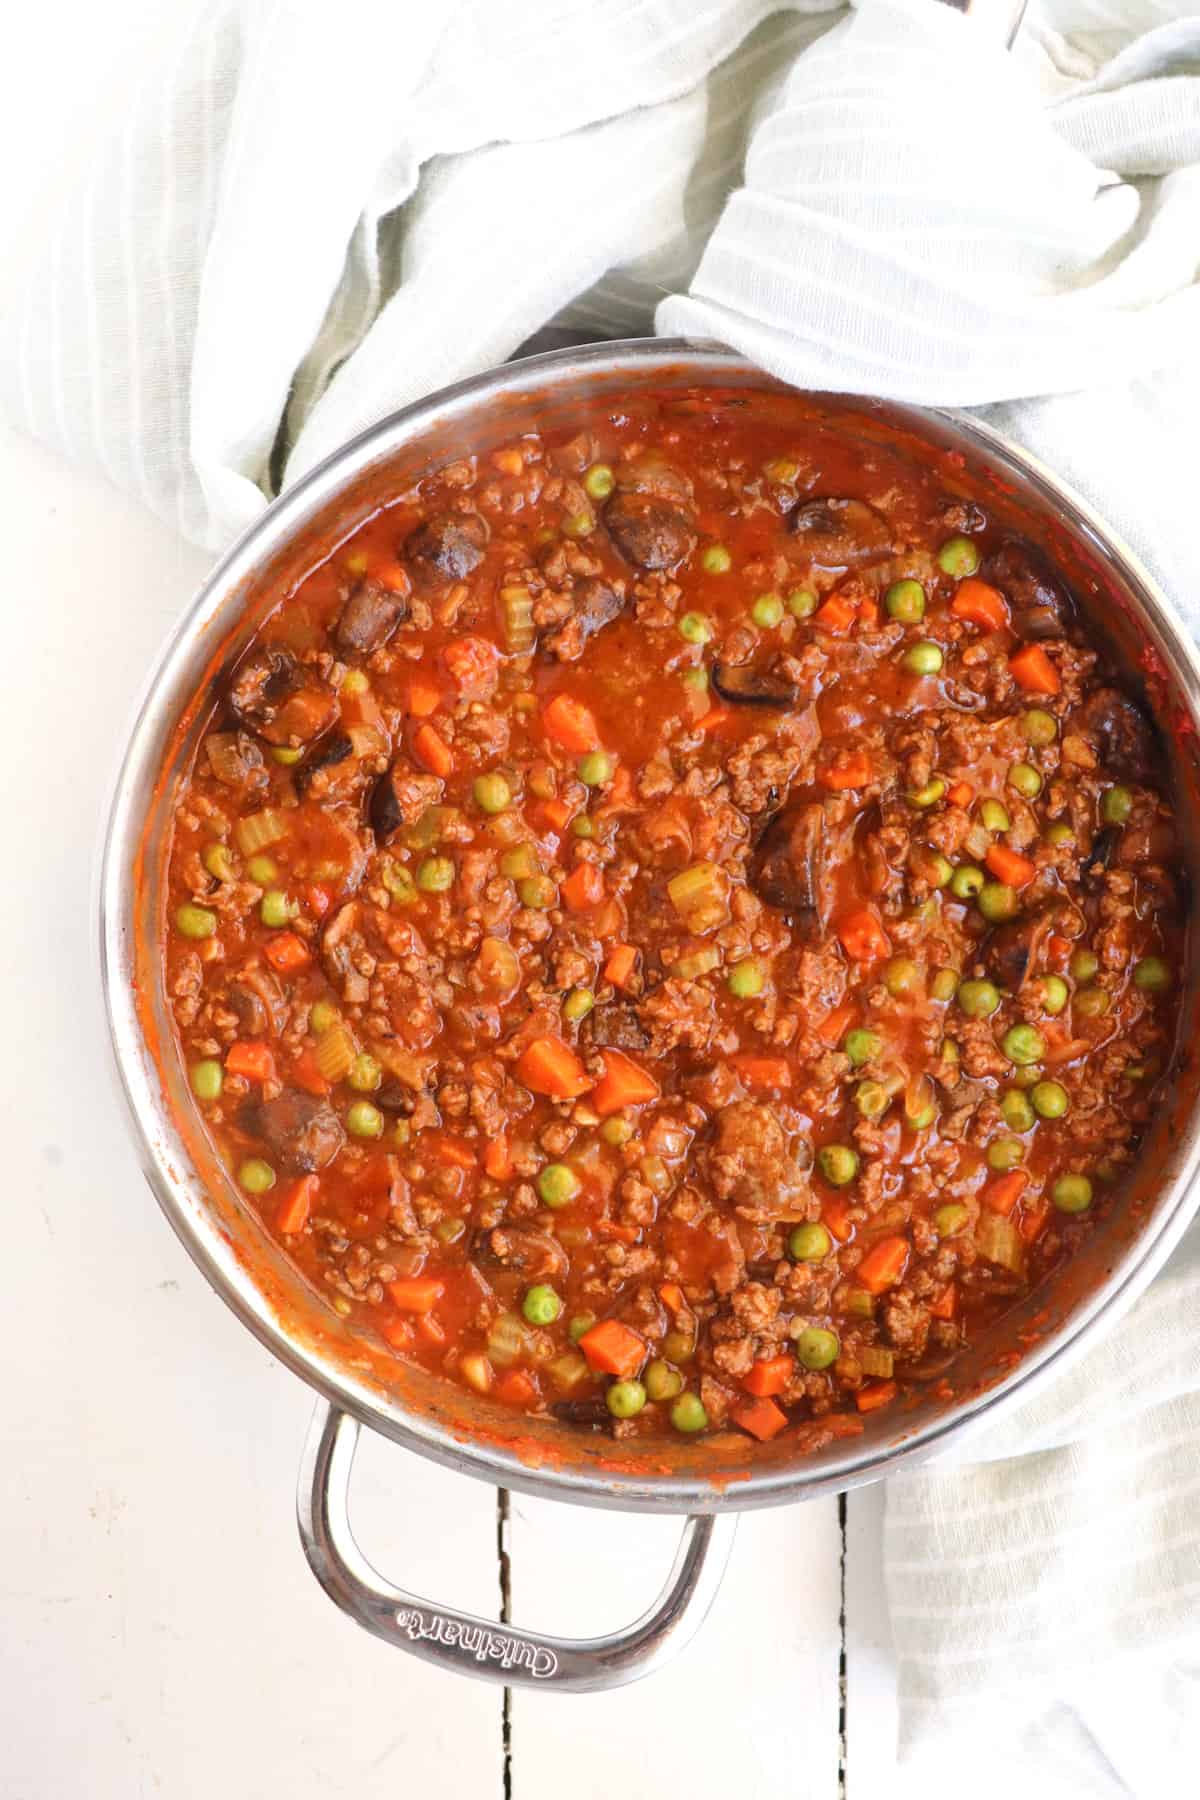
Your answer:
[4,0,1200,1785]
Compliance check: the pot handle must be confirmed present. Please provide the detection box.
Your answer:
[297,1398,738,1692]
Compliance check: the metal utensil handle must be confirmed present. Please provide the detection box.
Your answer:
[297,1399,738,1692]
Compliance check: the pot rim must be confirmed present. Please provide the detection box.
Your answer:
[100,336,1200,1512]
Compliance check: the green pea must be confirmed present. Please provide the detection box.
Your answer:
[563,510,594,538]
[980,799,1011,833]
[987,1137,1024,1172]
[728,958,765,999]
[1008,762,1043,799]
[903,641,944,676]
[538,1163,581,1208]
[568,1312,596,1344]
[606,1379,647,1419]
[260,888,298,929]
[309,1000,339,1036]
[751,592,784,629]
[678,611,713,644]
[906,779,946,810]
[950,865,984,900]
[202,842,235,882]
[346,1101,384,1139]
[788,587,818,619]
[844,1028,880,1067]
[661,1329,696,1365]
[190,1059,224,1103]
[175,903,217,940]
[1069,948,1099,983]
[584,463,615,500]
[855,1080,893,1120]
[938,535,980,577]
[473,772,512,815]
[931,968,960,1002]
[644,1359,684,1402]
[416,855,454,893]
[578,751,614,787]
[348,1053,382,1093]
[518,874,558,910]
[884,957,921,997]
[572,816,596,839]
[795,1326,840,1371]
[885,579,926,624]
[1044,822,1075,847]
[1133,955,1171,993]
[563,987,595,1022]
[927,853,954,889]
[1016,711,1056,751]
[270,746,302,766]
[1013,1063,1043,1089]
[500,844,538,881]
[246,854,278,885]
[1101,785,1133,826]
[382,861,418,905]
[958,979,1000,1018]
[1053,1173,1093,1214]
[1000,1089,1035,1132]
[341,669,370,698]
[670,1392,709,1434]
[978,882,1018,924]
[789,1222,832,1262]
[941,1037,960,1065]
[817,1146,857,1189]
[600,1117,633,1147]
[1039,975,1069,1016]
[1032,1080,1069,1119]
[681,668,709,696]
[934,1202,969,1237]
[1002,1024,1045,1065]
[522,1284,563,1327]
[1075,986,1110,1019]
[701,545,732,574]
[907,1099,937,1131]
[238,1157,276,1195]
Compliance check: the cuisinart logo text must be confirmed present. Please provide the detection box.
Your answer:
[395,1608,558,1677]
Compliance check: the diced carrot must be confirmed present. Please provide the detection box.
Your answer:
[856,1380,898,1415]
[856,1235,910,1295]
[595,1220,639,1244]
[1009,644,1060,695]
[819,749,872,791]
[696,705,735,733]
[413,722,453,777]
[1048,933,1072,962]
[432,1136,477,1170]
[276,1175,316,1236]
[732,1396,789,1442]
[578,1318,646,1379]
[822,1194,854,1243]
[950,578,1010,632]
[561,861,604,912]
[406,673,443,718]
[928,1283,957,1321]
[417,1313,447,1346]
[306,883,332,918]
[595,766,634,818]
[985,843,1037,889]
[1019,1199,1051,1243]
[591,1049,660,1117]
[741,1355,794,1399]
[813,593,858,633]
[264,931,311,973]
[483,1136,512,1181]
[540,797,572,832]
[985,1169,1028,1217]
[386,1278,446,1315]
[543,693,601,753]
[817,1001,856,1048]
[495,1369,539,1408]
[838,908,891,963]
[658,1281,686,1316]
[442,635,500,698]
[603,944,639,990]
[290,1048,330,1098]
[516,1035,593,1099]
[946,781,974,809]
[225,1040,275,1083]
[731,1055,792,1090]
[857,597,880,629]
[374,560,410,594]
[492,447,525,477]
[380,1316,416,1350]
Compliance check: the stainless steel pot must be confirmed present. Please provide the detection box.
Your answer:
[100,339,1200,1691]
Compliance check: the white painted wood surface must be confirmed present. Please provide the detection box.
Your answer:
[0,6,901,1793]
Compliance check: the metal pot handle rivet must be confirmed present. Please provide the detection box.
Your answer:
[297,1399,739,1691]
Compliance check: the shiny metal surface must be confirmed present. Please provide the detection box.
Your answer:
[101,342,1200,1654]
[299,1400,737,1691]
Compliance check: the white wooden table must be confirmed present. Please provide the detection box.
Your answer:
[0,8,898,1793]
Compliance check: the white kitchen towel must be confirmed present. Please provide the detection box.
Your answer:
[5,0,1200,1781]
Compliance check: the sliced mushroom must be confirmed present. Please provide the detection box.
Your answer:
[711,662,800,708]
[1082,824,1121,892]
[204,730,267,792]
[543,578,627,660]
[471,1227,569,1280]
[404,511,488,586]
[1076,686,1157,782]
[605,493,697,570]
[550,1399,612,1430]
[227,966,287,1038]
[295,732,354,800]
[748,801,824,918]
[980,903,1059,990]
[228,646,300,733]
[982,540,1072,640]
[789,497,894,569]
[240,1092,344,1174]
[581,1001,650,1053]
[370,761,444,841]
[335,579,409,658]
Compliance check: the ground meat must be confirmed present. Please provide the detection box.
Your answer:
[704,1102,810,1219]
